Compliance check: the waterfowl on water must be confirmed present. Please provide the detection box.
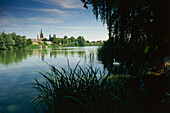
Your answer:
[113,59,121,66]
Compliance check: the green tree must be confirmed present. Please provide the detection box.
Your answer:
[70,36,75,42]
[43,41,48,45]
[75,41,79,46]
[4,34,15,49]
[49,34,54,42]
[53,38,59,44]
[0,32,27,49]
[11,32,17,40]
[38,41,43,45]
[22,36,27,47]
[0,36,6,50]
[61,38,64,44]
[27,38,33,45]
[63,36,68,44]
[43,38,48,41]
[53,34,56,38]
[76,36,85,46]
[64,36,67,39]
[15,35,23,48]
[86,40,90,43]
[68,38,71,43]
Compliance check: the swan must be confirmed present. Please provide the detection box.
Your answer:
[113,59,121,66]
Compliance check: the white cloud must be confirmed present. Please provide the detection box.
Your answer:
[12,7,79,18]
[1,11,12,16]
[33,0,83,9]
[58,26,92,30]
[0,15,64,29]
[27,17,64,24]
[0,16,17,26]
[0,19,9,25]
[17,7,65,14]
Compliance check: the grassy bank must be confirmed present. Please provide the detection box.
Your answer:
[26,44,39,49]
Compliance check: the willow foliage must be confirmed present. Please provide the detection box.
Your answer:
[81,0,170,56]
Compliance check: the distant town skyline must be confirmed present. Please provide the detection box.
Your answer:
[0,0,108,41]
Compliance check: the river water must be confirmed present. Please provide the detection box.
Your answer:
[0,46,169,113]
[0,46,103,113]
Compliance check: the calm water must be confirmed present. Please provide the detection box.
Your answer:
[0,46,103,113]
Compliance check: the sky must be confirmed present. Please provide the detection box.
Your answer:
[0,0,108,41]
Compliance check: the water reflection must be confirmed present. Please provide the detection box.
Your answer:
[0,46,100,113]
[0,50,33,66]
[0,47,100,67]
[49,49,85,58]
[0,48,90,66]
[0,46,168,113]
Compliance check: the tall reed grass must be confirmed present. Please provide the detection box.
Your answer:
[32,61,131,113]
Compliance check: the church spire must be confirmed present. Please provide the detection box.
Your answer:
[40,29,43,35]
[40,29,44,40]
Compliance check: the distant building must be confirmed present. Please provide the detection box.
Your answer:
[46,41,53,45]
[31,30,54,45]
[40,29,44,40]
[37,35,39,40]
[32,38,39,45]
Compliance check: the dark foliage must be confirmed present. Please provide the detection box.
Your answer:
[32,62,131,113]
[81,0,170,61]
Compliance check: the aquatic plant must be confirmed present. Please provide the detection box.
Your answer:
[32,61,131,113]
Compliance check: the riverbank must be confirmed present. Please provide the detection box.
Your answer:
[25,44,102,49]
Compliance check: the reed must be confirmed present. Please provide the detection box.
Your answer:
[32,61,131,113]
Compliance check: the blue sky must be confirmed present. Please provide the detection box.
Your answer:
[0,0,108,41]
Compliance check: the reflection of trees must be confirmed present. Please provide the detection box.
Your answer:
[49,49,85,58]
[77,51,85,57]
[63,50,69,57]
[0,48,96,66]
[38,49,48,61]
[0,50,33,66]
[100,54,154,76]
[50,51,57,58]
[70,51,75,57]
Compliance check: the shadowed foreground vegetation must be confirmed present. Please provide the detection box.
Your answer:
[32,62,131,113]
[32,59,169,113]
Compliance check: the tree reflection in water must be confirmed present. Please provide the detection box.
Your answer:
[0,50,33,66]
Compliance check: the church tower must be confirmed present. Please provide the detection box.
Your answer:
[37,35,39,40]
[40,29,44,40]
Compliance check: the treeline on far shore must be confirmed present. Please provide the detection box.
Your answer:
[41,35,103,48]
[0,32,32,50]
[0,32,104,50]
